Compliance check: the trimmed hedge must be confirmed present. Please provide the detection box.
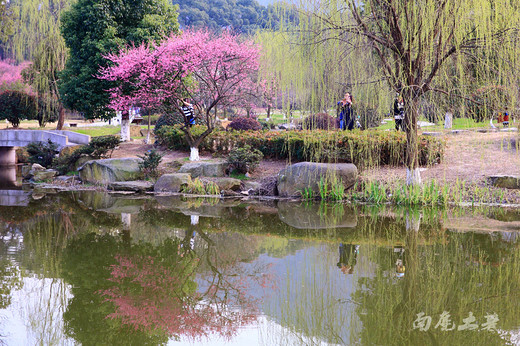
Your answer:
[155,125,445,168]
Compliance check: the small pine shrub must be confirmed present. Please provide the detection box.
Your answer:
[302,113,336,130]
[227,117,262,131]
[227,144,263,174]
[87,135,120,158]
[27,139,59,167]
[138,150,163,179]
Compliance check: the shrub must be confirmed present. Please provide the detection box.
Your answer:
[227,117,262,131]
[86,135,120,158]
[227,144,264,174]
[302,113,336,130]
[0,90,37,127]
[138,150,163,179]
[155,127,445,169]
[181,178,206,195]
[154,125,208,149]
[154,113,183,133]
[27,139,59,167]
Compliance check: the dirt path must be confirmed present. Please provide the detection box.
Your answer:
[361,130,520,184]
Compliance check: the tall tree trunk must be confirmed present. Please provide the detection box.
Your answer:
[56,105,65,130]
[404,94,421,186]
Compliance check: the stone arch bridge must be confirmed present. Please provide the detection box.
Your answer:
[0,130,90,165]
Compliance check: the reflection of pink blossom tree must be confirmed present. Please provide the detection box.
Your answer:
[98,30,260,161]
[101,249,261,341]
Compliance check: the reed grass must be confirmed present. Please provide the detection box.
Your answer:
[349,179,510,206]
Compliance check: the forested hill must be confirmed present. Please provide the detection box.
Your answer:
[171,0,275,33]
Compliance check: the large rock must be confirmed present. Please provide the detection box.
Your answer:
[488,175,520,189]
[209,177,242,191]
[178,160,227,178]
[78,158,143,184]
[277,162,357,197]
[154,173,192,193]
[33,169,58,182]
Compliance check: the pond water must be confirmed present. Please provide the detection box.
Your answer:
[0,190,520,345]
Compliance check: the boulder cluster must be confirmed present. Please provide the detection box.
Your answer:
[23,158,358,198]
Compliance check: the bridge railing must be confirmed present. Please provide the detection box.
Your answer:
[0,130,90,149]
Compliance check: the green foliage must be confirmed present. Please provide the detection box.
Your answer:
[317,175,345,201]
[301,187,314,201]
[180,177,206,195]
[0,90,37,127]
[27,139,59,167]
[1,0,72,63]
[227,144,264,174]
[137,150,163,179]
[59,0,179,119]
[156,126,445,169]
[154,124,207,149]
[349,179,510,206]
[204,181,221,195]
[0,1,14,44]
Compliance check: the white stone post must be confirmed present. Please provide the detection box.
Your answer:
[120,110,131,142]
[444,112,453,129]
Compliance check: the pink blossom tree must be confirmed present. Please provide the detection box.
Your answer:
[0,60,32,93]
[99,30,260,160]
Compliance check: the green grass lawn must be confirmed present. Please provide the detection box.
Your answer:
[68,126,121,137]
[372,117,498,131]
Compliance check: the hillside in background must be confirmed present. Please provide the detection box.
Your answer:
[171,0,278,33]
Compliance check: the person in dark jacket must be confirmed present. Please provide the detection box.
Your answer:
[394,94,404,131]
[337,92,354,130]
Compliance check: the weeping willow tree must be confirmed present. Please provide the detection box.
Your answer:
[22,28,68,128]
[0,0,15,47]
[1,0,72,62]
[258,0,520,185]
[3,0,72,128]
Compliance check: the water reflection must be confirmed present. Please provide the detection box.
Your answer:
[0,193,519,344]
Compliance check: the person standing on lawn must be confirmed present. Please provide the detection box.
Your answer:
[337,92,354,130]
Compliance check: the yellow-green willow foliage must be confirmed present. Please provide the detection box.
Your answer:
[3,0,72,62]
[258,0,520,184]
[7,0,72,127]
